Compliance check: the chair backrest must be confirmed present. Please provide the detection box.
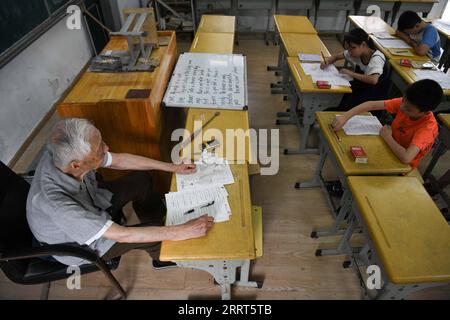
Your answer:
[0,161,33,252]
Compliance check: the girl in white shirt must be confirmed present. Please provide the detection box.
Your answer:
[321,28,389,111]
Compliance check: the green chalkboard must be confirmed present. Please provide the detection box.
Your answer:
[0,0,73,58]
[0,0,50,55]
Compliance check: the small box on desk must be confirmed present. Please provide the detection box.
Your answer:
[350,146,368,163]
[399,59,412,67]
[316,80,331,89]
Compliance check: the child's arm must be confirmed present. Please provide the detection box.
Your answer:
[332,100,386,130]
[340,69,380,85]
[380,125,421,164]
[320,52,345,69]
[395,30,429,56]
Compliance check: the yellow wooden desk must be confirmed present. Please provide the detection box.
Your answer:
[180,108,253,163]
[345,176,450,299]
[281,57,351,154]
[348,15,395,35]
[160,164,259,299]
[274,15,317,34]
[196,15,235,33]
[271,33,329,95]
[280,33,330,58]
[298,112,410,243]
[370,35,430,61]
[388,60,450,112]
[268,15,317,75]
[190,32,234,54]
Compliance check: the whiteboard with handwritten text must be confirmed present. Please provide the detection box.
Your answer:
[163,53,248,110]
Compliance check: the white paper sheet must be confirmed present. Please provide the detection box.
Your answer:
[298,53,322,62]
[301,63,352,87]
[176,153,235,191]
[165,185,231,225]
[342,115,383,136]
[413,69,450,89]
[377,39,412,49]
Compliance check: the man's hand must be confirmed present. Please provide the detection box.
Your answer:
[173,215,214,240]
[380,125,392,140]
[331,115,349,131]
[172,163,197,174]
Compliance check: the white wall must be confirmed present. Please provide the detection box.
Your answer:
[0,17,93,165]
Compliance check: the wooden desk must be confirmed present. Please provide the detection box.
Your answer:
[370,35,430,61]
[268,14,317,74]
[180,108,253,163]
[190,32,235,54]
[274,15,317,34]
[297,112,411,245]
[389,60,450,111]
[58,31,179,189]
[161,164,255,261]
[281,57,351,154]
[160,24,259,300]
[271,33,329,94]
[345,176,450,299]
[348,15,395,35]
[280,33,330,58]
[197,15,235,33]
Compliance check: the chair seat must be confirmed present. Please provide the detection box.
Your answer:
[17,257,121,285]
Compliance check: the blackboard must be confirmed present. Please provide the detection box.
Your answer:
[0,0,71,58]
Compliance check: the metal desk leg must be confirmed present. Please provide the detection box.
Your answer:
[276,82,299,125]
[316,213,360,256]
[295,144,327,189]
[176,260,260,300]
[311,188,352,238]
[267,34,283,72]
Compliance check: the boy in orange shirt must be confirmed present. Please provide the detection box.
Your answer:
[332,79,443,169]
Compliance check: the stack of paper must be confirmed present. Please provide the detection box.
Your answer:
[165,152,235,226]
[298,53,322,62]
[342,115,383,135]
[300,63,352,87]
[435,20,450,33]
[413,69,450,89]
[165,185,232,225]
[377,39,411,49]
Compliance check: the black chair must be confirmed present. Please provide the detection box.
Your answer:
[0,161,126,299]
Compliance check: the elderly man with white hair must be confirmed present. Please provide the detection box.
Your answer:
[26,118,213,267]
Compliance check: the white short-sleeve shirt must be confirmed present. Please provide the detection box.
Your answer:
[344,50,386,76]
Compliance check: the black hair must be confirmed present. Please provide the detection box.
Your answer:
[343,28,376,50]
[398,11,422,31]
[405,79,443,112]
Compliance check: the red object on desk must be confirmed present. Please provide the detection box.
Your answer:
[316,80,331,89]
[350,146,368,163]
[399,59,412,67]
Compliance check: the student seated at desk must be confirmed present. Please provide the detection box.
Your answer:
[396,11,441,64]
[332,79,443,170]
[321,28,388,110]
